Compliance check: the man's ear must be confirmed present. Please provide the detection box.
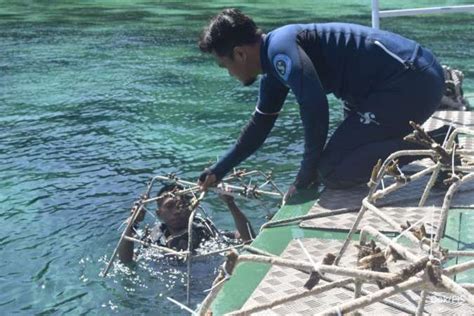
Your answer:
[233,46,247,62]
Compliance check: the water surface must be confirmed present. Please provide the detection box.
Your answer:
[1,0,473,314]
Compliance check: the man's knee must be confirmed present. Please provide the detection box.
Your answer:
[318,150,373,189]
[318,152,369,189]
[319,169,367,189]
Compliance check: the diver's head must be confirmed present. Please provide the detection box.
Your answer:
[156,184,192,231]
[199,8,263,86]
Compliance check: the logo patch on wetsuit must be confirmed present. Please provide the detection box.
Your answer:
[276,60,286,76]
[358,112,380,125]
[273,54,292,81]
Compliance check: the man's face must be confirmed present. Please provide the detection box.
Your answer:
[214,50,257,86]
[156,196,189,230]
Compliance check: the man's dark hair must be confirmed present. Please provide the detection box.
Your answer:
[157,183,183,197]
[199,8,262,58]
[156,183,191,210]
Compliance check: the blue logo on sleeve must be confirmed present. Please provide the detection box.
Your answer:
[273,54,292,81]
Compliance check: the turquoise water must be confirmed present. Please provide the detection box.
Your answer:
[1,1,473,314]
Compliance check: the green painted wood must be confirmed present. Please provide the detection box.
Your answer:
[455,210,474,283]
[440,208,462,280]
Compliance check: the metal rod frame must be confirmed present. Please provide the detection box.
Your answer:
[199,127,474,315]
[102,169,283,311]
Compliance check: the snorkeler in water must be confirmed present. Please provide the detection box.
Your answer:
[118,183,254,263]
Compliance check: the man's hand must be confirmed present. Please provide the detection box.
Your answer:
[283,184,298,204]
[198,169,218,191]
[130,206,145,223]
[285,174,320,204]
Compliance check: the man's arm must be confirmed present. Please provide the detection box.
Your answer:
[200,75,289,188]
[117,209,144,263]
[269,34,329,188]
[118,226,134,263]
[220,194,255,242]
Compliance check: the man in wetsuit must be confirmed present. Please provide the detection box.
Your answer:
[197,9,446,194]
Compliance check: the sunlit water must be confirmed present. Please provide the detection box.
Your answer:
[1,0,473,314]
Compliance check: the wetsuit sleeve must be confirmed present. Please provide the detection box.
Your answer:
[209,75,289,181]
[271,44,329,188]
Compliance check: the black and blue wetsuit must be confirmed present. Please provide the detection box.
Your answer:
[208,23,444,188]
[149,215,220,251]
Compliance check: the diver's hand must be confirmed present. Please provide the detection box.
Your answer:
[198,169,217,191]
[283,184,298,204]
[130,206,145,223]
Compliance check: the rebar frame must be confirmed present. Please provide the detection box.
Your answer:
[336,127,474,265]
[101,169,283,308]
[201,245,474,315]
[197,126,474,315]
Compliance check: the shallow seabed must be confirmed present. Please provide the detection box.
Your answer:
[0,0,473,314]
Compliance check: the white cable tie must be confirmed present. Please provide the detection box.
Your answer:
[190,188,198,203]
[394,213,430,242]
[203,275,230,293]
[296,238,320,273]
[442,125,453,148]
[166,297,197,315]
[259,180,270,189]
[396,165,405,178]
[131,226,139,235]
[117,219,128,231]
[143,206,156,219]
[452,144,457,176]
